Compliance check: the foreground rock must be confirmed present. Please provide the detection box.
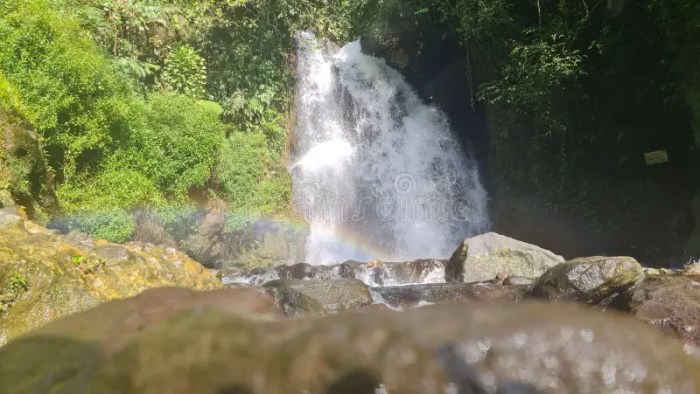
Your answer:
[531,256,644,304]
[0,217,222,344]
[262,278,372,315]
[233,259,446,287]
[446,232,564,283]
[2,294,699,393]
[373,282,530,309]
[616,275,700,347]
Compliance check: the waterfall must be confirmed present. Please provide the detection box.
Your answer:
[291,32,489,265]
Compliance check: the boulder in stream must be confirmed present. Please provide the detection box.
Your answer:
[262,278,372,315]
[446,232,564,283]
[531,256,644,304]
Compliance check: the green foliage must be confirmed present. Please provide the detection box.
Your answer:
[159,45,207,98]
[71,0,184,83]
[0,0,137,179]
[0,272,28,315]
[71,255,86,266]
[479,33,584,112]
[0,75,26,120]
[148,204,203,241]
[1,0,305,242]
[120,92,226,198]
[649,0,700,144]
[57,166,164,242]
[216,130,291,214]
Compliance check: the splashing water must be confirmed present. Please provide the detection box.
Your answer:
[291,32,489,265]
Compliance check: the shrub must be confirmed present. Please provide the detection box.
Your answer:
[57,165,165,242]
[158,45,208,99]
[0,0,138,179]
[216,130,291,214]
[112,92,226,200]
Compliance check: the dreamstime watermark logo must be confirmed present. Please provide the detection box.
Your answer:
[299,173,488,227]
[394,173,415,194]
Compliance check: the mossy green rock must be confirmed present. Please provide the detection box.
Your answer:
[1,299,699,393]
[531,256,644,303]
[0,218,222,345]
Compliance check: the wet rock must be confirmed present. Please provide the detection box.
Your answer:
[446,232,564,283]
[0,206,21,228]
[683,261,700,276]
[262,285,325,316]
[645,267,663,276]
[531,256,644,304]
[503,276,535,286]
[228,220,308,269]
[350,259,446,286]
[229,259,445,287]
[184,210,308,271]
[182,207,226,267]
[372,283,530,310]
[616,276,700,346]
[64,230,96,250]
[227,263,351,286]
[2,300,698,393]
[133,211,177,247]
[263,279,372,315]
[0,218,222,345]
[94,245,130,265]
[277,262,355,281]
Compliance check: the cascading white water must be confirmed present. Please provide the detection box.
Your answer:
[291,32,489,265]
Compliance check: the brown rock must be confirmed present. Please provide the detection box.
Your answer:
[35,287,281,352]
[617,275,700,347]
[2,301,698,393]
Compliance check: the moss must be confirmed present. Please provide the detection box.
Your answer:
[0,272,28,315]
[0,217,222,344]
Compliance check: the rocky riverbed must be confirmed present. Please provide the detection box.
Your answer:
[2,212,700,393]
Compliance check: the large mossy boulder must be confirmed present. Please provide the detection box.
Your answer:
[445,232,564,283]
[1,297,699,393]
[0,217,222,344]
[531,256,644,304]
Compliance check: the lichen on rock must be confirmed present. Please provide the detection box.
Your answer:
[0,216,222,345]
